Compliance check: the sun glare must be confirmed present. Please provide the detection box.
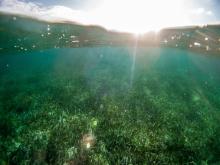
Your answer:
[88,0,191,33]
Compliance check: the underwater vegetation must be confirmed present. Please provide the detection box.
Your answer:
[0,13,220,164]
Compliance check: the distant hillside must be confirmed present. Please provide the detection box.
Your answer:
[0,12,220,55]
[159,25,220,55]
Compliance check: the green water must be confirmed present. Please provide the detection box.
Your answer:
[1,12,220,165]
[1,46,220,164]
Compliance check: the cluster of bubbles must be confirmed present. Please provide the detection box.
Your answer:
[161,31,220,52]
[1,16,219,53]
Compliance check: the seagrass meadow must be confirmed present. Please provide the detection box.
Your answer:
[1,13,220,165]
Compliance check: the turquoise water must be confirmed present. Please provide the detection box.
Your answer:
[1,47,220,164]
[1,13,220,164]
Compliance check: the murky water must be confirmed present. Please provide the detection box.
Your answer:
[1,14,220,164]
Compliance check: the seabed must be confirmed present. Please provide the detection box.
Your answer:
[0,13,220,164]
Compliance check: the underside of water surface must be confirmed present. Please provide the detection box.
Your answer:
[1,13,220,165]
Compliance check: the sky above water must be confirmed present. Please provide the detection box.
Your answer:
[0,0,220,33]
